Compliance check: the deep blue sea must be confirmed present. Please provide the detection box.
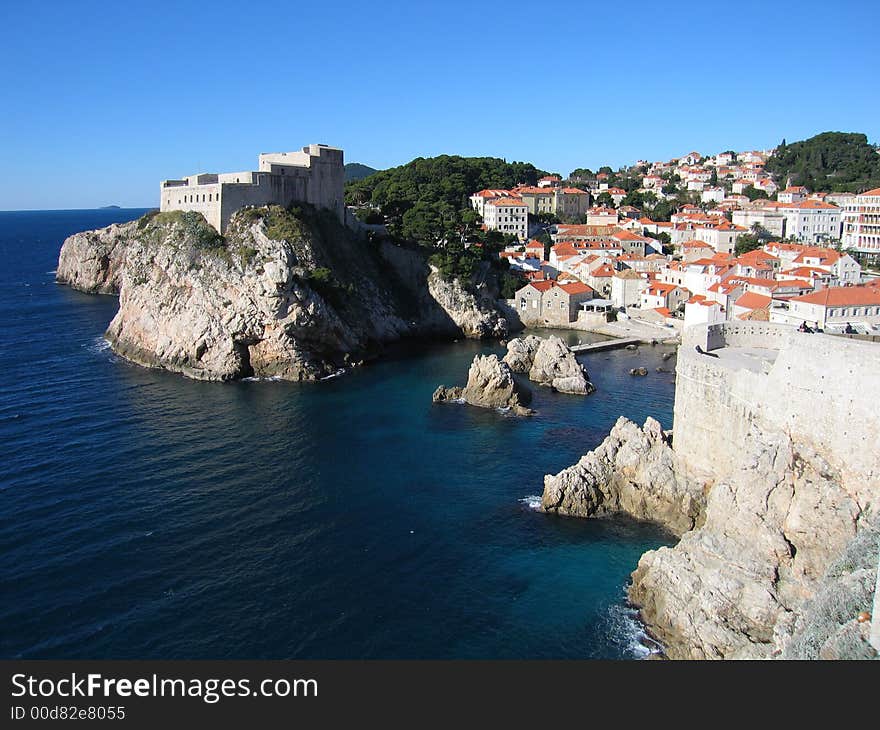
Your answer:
[0,209,678,659]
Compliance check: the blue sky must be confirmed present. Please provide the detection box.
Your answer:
[1,0,878,209]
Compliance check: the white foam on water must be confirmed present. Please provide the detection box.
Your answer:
[606,603,664,659]
[320,368,346,381]
[242,375,283,382]
[84,337,111,354]
[519,495,543,511]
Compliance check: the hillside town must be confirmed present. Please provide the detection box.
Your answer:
[469,148,880,336]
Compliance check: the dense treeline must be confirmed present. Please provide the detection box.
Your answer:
[345,155,546,245]
[765,132,880,192]
[344,163,379,182]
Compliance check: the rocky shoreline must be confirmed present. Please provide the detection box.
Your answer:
[56,206,518,381]
[540,333,880,660]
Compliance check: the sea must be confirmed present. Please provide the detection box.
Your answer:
[0,208,678,659]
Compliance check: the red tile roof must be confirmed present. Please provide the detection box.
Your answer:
[559,281,593,295]
[735,292,772,309]
[791,287,880,307]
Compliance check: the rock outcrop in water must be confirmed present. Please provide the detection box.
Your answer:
[540,324,880,659]
[56,206,515,381]
[541,416,706,536]
[433,354,533,416]
[503,335,594,395]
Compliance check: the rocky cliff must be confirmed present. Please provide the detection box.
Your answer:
[541,324,880,659]
[56,206,514,381]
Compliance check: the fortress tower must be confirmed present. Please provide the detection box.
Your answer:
[159,144,344,233]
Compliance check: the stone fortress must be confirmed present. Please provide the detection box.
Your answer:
[159,143,345,233]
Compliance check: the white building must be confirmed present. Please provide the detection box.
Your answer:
[776,286,880,330]
[777,186,808,204]
[778,200,842,244]
[610,269,646,309]
[701,187,726,204]
[482,198,528,241]
[469,189,514,218]
[732,208,785,238]
[841,187,880,257]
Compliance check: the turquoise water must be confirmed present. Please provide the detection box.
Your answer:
[0,209,676,659]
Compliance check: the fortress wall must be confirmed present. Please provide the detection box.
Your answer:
[160,184,224,233]
[674,325,880,506]
[683,320,797,351]
[304,148,345,220]
[160,145,345,234]
[219,174,311,233]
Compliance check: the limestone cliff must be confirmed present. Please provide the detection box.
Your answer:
[56,206,514,381]
[541,323,880,659]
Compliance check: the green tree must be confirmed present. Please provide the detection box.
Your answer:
[569,167,594,178]
[765,131,880,192]
[742,185,769,201]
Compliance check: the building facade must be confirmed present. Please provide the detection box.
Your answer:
[515,281,594,326]
[841,188,880,257]
[160,144,345,233]
[482,198,528,241]
[778,200,842,244]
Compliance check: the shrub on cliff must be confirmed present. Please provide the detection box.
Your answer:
[137,210,224,252]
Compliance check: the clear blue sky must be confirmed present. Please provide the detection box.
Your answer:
[1,0,877,209]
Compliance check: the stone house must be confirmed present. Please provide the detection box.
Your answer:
[515,281,595,326]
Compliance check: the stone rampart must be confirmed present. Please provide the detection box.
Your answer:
[675,323,880,500]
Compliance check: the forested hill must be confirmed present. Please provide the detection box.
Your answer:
[344,163,379,182]
[765,132,880,192]
[344,155,546,244]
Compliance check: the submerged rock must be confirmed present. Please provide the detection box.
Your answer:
[433,354,533,416]
[630,367,648,376]
[503,335,594,395]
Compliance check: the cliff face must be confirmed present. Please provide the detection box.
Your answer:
[541,324,880,659]
[56,207,513,381]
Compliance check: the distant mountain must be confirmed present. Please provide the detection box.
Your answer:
[765,131,880,193]
[100,205,121,209]
[344,163,379,182]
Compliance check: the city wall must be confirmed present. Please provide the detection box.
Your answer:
[675,323,880,496]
